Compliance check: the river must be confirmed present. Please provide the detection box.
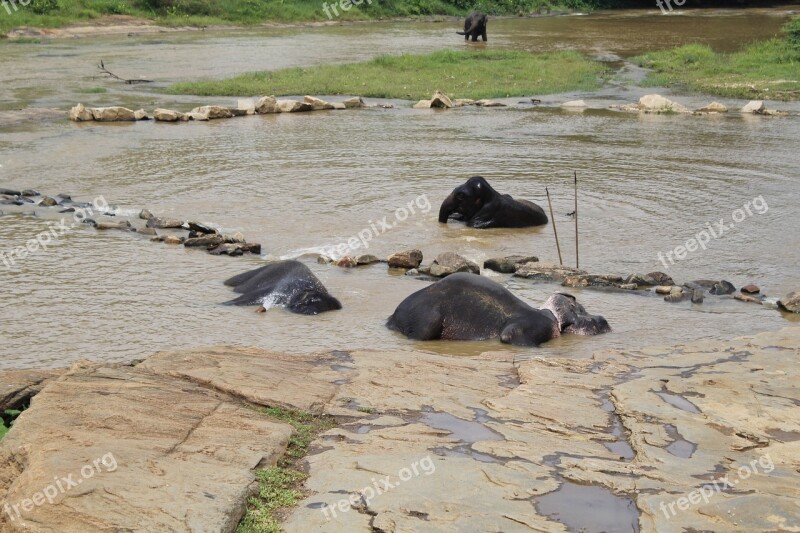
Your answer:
[0,6,798,368]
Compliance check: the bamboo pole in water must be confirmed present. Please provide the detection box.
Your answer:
[545,187,563,266]
[574,171,579,269]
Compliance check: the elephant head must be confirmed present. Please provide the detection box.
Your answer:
[540,292,611,336]
[438,176,495,223]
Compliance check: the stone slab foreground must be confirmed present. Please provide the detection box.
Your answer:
[1,328,799,532]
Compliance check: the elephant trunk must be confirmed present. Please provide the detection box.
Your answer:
[438,192,457,223]
[457,19,480,35]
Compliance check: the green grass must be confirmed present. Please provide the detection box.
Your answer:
[77,87,108,93]
[167,49,606,100]
[634,18,800,101]
[0,0,608,35]
[237,406,336,533]
[0,408,23,441]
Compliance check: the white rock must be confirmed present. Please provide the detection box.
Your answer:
[133,109,149,120]
[68,103,93,122]
[638,94,689,113]
[237,99,256,115]
[303,95,335,110]
[189,106,234,120]
[741,100,765,114]
[561,99,588,108]
[255,96,278,114]
[89,106,137,122]
[697,102,727,113]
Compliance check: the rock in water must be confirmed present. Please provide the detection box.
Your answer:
[483,255,539,274]
[741,284,760,294]
[741,100,765,114]
[189,106,234,120]
[90,106,137,122]
[778,291,800,313]
[388,249,423,269]
[428,252,480,277]
[638,94,689,113]
[255,96,279,114]
[513,262,586,282]
[146,217,184,229]
[710,280,736,295]
[343,96,366,108]
[430,91,453,109]
[68,103,94,122]
[304,96,335,110]
[697,102,728,113]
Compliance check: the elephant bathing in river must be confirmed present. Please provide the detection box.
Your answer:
[223,260,342,315]
[438,176,548,228]
[387,273,610,346]
[457,12,488,41]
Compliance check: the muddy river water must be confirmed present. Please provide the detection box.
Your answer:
[0,7,798,369]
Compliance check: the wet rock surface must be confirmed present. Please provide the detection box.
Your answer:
[1,328,799,531]
[483,255,538,273]
[387,249,423,269]
[423,252,480,277]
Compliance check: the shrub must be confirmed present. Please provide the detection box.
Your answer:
[29,0,60,14]
[784,16,800,48]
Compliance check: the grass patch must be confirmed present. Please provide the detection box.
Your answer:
[237,406,336,533]
[0,408,25,440]
[77,87,108,93]
[167,49,606,100]
[634,17,800,101]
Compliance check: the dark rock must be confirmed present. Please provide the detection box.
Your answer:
[56,194,71,200]
[388,249,423,269]
[483,255,539,274]
[647,272,675,286]
[146,217,185,229]
[21,189,40,197]
[355,254,380,265]
[208,243,245,256]
[138,228,157,236]
[139,209,154,220]
[691,289,704,304]
[334,256,357,268]
[184,235,224,248]
[710,280,736,295]
[429,252,480,277]
[626,272,675,287]
[741,284,760,294]
[0,188,21,196]
[39,196,58,207]
[59,208,75,213]
[188,221,218,235]
[242,243,261,254]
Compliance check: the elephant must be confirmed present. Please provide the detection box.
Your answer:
[386,273,610,346]
[223,260,342,315]
[457,11,488,41]
[438,176,548,228]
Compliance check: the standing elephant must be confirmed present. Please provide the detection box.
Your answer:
[456,12,488,42]
[438,176,548,228]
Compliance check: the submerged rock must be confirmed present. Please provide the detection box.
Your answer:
[483,255,539,274]
[343,96,366,109]
[388,249,423,269]
[696,102,728,113]
[475,99,506,107]
[561,99,588,108]
[146,217,184,229]
[94,220,132,231]
[428,252,480,277]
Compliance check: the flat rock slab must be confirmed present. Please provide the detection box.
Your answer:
[139,346,342,413]
[0,369,64,411]
[0,362,293,532]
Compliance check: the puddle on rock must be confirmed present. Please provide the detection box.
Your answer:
[600,394,636,461]
[418,408,503,443]
[655,391,702,414]
[766,428,800,442]
[535,482,640,533]
[665,424,698,458]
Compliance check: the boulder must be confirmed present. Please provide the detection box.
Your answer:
[412,100,432,109]
[778,291,800,313]
[208,243,245,256]
[334,256,357,268]
[184,235,225,248]
[187,112,209,121]
[38,196,57,207]
[343,96,366,109]
[0,368,64,411]
[68,103,94,122]
[189,105,234,120]
[139,209,154,220]
[90,106,137,122]
[709,280,736,295]
[430,91,453,109]
[741,100,765,114]
[276,100,314,113]
[483,255,539,274]
[304,96,335,110]
[137,227,157,236]
[255,96,279,114]
[133,109,149,120]
[561,99,588,108]
[153,108,189,122]
[741,284,760,294]
[428,252,480,277]
[513,262,586,282]
[187,222,217,235]
[94,221,132,230]
[163,235,183,245]
[387,249,423,269]
[696,102,727,113]
[475,99,506,107]
[146,217,184,229]
[638,94,689,113]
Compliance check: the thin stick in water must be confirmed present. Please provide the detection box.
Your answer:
[545,187,563,266]
[574,171,579,269]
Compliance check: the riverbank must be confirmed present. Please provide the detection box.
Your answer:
[167,50,608,100]
[634,16,800,101]
[1,327,798,531]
